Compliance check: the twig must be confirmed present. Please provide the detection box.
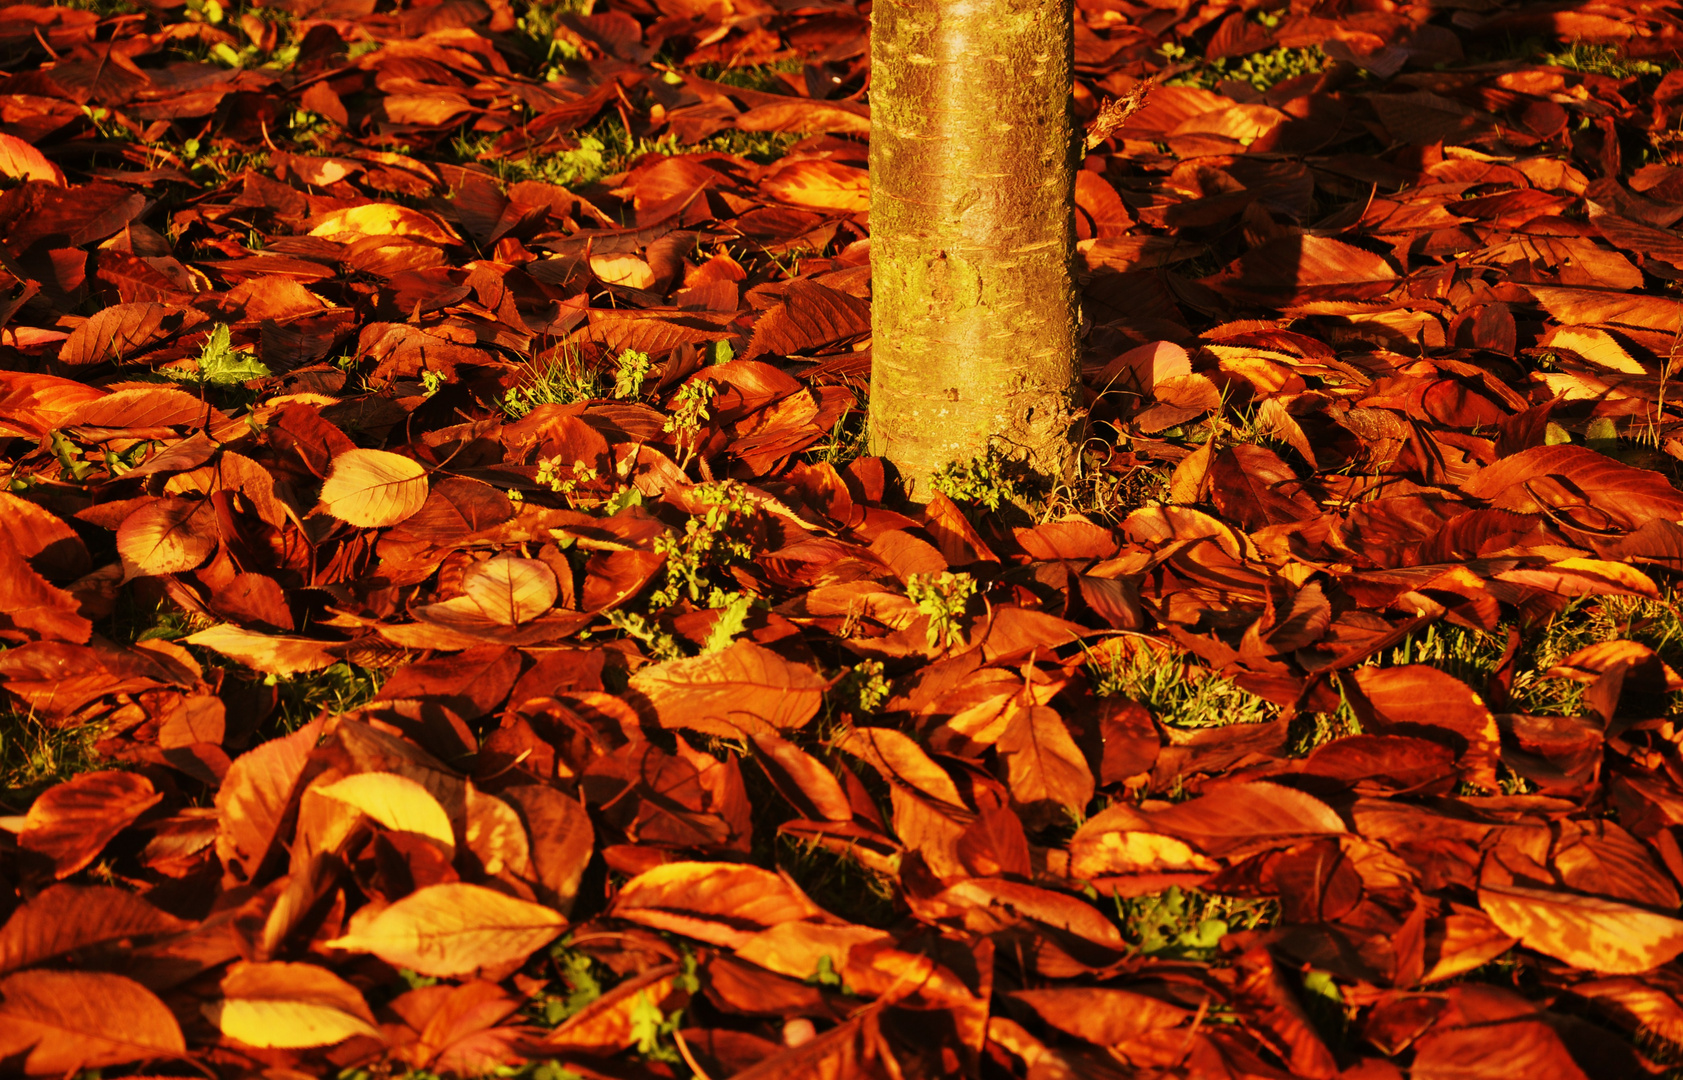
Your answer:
[1084,79,1157,152]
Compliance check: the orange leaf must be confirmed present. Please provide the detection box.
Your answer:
[326,882,565,977]
[0,133,64,185]
[628,640,828,737]
[611,861,823,948]
[20,771,161,878]
[0,969,185,1075]
[1478,884,1683,975]
[0,884,188,975]
[116,498,217,581]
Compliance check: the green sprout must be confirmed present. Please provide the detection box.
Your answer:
[906,571,978,651]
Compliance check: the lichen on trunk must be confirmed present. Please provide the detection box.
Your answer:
[867,0,1081,500]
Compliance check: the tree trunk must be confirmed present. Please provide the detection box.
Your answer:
[867,0,1080,499]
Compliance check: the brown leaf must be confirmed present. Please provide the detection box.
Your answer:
[752,731,853,822]
[1462,444,1683,531]
[0,529,91,643]
[58,302,205,366]
[500,785,594,914]
[216,719,325,885]
[746,278,871,359]
[1348,666,1499,788]
[1205,234,1399,303]
[1011,986,1189,1046]
[1209,444,1318,530]
[116,497,217,581]
[389,980,526,1074]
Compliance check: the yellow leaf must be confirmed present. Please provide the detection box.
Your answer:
[207,961,379,1049]
[1495,558,1659,599]
[309,203,460,244]
[0,133,65,186]
[325,882,565,976]
[759,159,869,213]
[1540,326,1644,374]
[185,625,340,675]
[312,772,455,850]
[589,254,656,289]
[208,999,381,1048]
[318,448,428,528]
[116,498,216,581]
[1479,884,1683,974]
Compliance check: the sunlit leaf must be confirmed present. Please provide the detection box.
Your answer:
[318,448,429,527]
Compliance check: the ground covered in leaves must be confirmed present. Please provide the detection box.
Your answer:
[11,0,1683,1077]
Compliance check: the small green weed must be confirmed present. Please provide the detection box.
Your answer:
[0,709,107,811]
[931,442,1024,512]
[651,480,758,607]
[906,571,977,652]
[1543,43,1671,81]
[835,659,891,714]
[537,944,604,1025]
[612,349,651,399]
[603,609,684,660]
[663,379,717,468]
[701,591,753,654]
[164,324,272,394]
[627,991,684,1063]
[270,661,385,733]
[514,0,593,76]
[1089,647,1274,729]
[59,0,142,15]
[1117,886,1279,960]
[1160,41,1326,93]
[534,456,601,506]
[501,348,599,418]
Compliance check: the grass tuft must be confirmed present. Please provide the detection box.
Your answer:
[1089,645,1274,730]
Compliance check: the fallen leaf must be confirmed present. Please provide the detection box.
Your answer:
[326,883,565,977]
[318,448,430,528]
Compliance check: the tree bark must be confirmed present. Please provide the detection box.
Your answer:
[867,0,1080,498]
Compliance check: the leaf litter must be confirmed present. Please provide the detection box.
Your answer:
[6,0,1683,1077]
